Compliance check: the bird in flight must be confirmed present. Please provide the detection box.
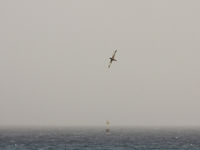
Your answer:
[108,50,117,68]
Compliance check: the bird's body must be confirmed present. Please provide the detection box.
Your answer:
[108,50,117,68]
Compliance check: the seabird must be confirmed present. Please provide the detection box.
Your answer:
[108,50,117,68]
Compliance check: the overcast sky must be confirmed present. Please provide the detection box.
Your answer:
[0,0,200,127]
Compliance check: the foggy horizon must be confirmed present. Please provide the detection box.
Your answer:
[1,0,200,127]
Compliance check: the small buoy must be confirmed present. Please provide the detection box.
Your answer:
[105,120,110,133]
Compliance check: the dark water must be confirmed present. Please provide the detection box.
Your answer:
[1,127,200,150]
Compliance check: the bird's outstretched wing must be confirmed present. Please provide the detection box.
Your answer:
[108,60,112,68]
[112,50,117,59]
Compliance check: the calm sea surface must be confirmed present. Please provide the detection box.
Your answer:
[0,127,200,150]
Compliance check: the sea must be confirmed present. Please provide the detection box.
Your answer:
[1,127,200,150]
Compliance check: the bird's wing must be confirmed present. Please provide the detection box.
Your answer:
[112,50,117,59]
[108,61,112,68]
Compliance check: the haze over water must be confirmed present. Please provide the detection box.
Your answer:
[1,0,200,149]
[1,0,200,128]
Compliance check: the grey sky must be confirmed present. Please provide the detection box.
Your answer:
[0,0,200,127]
